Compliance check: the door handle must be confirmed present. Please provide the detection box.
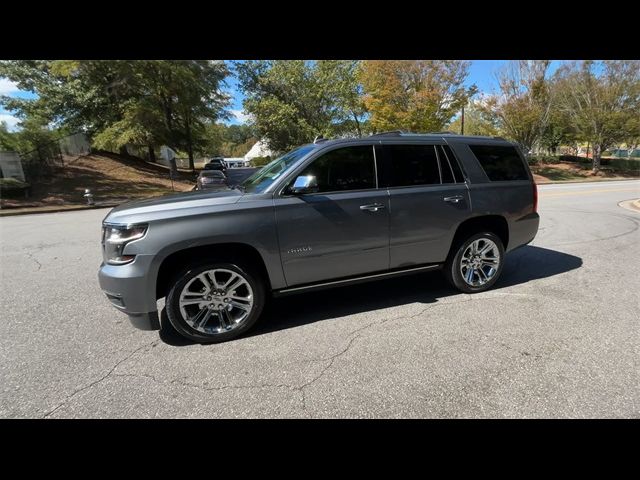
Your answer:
[443,195,464,204]
[360,203,386,212]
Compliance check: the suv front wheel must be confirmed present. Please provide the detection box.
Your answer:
[166,262,265,343]
[445,232,505,293]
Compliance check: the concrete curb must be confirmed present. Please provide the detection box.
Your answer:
[617,198,640,213]
[535,177,640,185]
[0,203,118,217]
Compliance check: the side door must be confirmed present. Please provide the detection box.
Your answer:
[274,144,390,287]
[379,142,471,268]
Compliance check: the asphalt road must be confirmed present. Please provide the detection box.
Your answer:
[1,180,638,418]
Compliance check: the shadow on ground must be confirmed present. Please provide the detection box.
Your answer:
[158,245,582,346]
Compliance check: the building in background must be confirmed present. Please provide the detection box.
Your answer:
[243,140,273,162]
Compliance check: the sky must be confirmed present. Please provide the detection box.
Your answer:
[0,60,560,131]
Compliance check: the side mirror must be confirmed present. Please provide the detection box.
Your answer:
[290,175,318,195]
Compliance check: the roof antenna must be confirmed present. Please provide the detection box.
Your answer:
[313,135,324,144]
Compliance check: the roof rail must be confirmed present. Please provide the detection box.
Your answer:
[370,130,404,137]
[426,131,457,135]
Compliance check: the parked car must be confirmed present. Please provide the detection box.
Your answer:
[197,170,227,190]
[204,157,227,173]
[99,132,539,343]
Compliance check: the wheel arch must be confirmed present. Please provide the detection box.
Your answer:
[155,242,272,300]
[448,215,509,260]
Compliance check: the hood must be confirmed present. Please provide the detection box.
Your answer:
[104,188,244,225]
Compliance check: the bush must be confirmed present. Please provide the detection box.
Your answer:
[250,156,272,167]
[559,155,586,164]
[528,155,561,165]
[609,158,640,173]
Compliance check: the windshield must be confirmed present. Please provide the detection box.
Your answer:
[241,144,316,193]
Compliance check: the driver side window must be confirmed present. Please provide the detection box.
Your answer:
[297,146,376,193]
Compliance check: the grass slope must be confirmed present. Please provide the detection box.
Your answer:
[1,153,196,209]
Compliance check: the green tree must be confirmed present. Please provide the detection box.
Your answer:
[0,60,230,170]
[554,60,640,171]
[539,106,575,155]
[447,100,500,136]
[359,60,476,133]
[481,60,553,154]
[202,123,257,158]
[316,60,367,136]
[236,60,339,153]
[0,121,19,151]
[225,124,255,145]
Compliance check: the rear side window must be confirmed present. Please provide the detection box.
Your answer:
[469,145,529,181]
[385,145,440,187]
[298,146,375,193]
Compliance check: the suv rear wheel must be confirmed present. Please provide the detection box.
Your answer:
[445,232,505,293]
[166,262,265,343]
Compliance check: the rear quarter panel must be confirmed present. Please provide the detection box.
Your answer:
[446,139,539,252]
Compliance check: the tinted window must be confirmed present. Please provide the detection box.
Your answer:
[386,145,440,187]
[470,145,528,181]
[297,146,375,193]
[441,144,465,183]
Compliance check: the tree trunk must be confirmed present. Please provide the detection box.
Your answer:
[352,112,362,137]
[185,121,194,172]
[592,143,601,172]
[148,145,156,162]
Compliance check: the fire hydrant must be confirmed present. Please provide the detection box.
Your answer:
[83,188,94,206]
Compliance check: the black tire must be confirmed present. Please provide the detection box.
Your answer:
[166,261,265,343]
[444,232,505,293]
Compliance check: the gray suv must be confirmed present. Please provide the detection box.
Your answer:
[99,132,539,343]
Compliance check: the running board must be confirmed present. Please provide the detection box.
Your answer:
[274,264,442,296]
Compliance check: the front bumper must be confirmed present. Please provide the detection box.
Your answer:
[98,254,160,330]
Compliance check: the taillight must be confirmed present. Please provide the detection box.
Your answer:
[532,181,538,213]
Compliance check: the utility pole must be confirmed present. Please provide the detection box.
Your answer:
[460,106,465,135]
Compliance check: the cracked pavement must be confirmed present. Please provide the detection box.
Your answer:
[1,180,639,418]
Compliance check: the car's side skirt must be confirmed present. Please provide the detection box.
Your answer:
[273,264,442,296]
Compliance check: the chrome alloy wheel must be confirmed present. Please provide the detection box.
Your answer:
[178,269,254,334]
[459,238,501,287]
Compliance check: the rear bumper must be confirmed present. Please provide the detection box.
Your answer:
[508,212,540,252]
[98,254,160,331]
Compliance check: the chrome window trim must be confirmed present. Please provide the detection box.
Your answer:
[372,144,379,189]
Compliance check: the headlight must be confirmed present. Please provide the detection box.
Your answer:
[101,223,148,265]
